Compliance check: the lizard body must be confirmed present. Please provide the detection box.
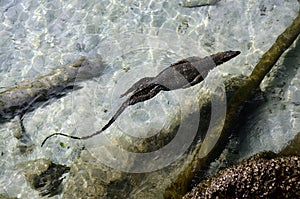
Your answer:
[41,50,240,146]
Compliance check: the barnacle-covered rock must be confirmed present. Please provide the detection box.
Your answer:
[183,152,300,199]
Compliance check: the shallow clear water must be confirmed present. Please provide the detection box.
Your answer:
[238,38,300,159]
[0,0,299,198]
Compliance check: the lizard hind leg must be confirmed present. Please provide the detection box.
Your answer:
[120,77,154,98]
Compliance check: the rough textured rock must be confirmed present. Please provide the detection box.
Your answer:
[183,152,300,199]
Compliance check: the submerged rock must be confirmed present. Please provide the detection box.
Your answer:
[23,159,70,197]
[183,152,300,199]
[62,150,125,198]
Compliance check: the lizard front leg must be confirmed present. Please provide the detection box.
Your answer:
[120,77,154,98]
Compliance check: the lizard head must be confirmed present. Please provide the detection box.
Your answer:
[211,50,241,65]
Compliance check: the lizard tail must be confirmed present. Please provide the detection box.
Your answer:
[41,98,131,146]
[80,98,130,140]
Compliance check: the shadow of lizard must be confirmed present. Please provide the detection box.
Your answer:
[0,56,105,122]
[41,50,240,146]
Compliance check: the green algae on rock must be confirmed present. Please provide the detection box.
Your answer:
[0,194,17,199]
[0,56,104,120]
[183,152,300,199]
[279,132,300,157]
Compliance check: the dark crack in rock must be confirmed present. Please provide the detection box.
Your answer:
[179,0,220,8]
